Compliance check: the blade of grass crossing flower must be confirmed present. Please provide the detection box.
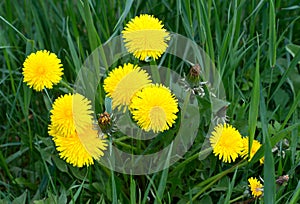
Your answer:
[269,0,276,68]
[248,41,260,155]
[260,83,275,203]
[250,122,300,165]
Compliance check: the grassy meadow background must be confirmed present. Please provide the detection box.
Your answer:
[1,0,300,203]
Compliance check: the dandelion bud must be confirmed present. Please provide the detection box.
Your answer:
[187,64,201,84]
[98,112,113,133]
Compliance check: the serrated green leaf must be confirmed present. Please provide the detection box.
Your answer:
[52,155,68,173]
[69,165,87,180]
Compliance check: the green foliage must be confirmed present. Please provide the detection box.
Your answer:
[1,0,300,203]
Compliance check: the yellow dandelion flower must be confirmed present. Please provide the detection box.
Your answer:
[241,137,264,164]
[210,123,243,163]
[248,177,264,198]
[130,84,178,133]
[122,14,170,61]
[49,93,93,137]
[50,125,107,167]
[22,50,63,91]
[103,63,151,111]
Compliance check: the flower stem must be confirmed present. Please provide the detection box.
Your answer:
[229,195,247,203]
[169,147,212,176]
[60,79,74,92]
[43,88,52,104]
[189,161,248,203]
[150,59,161,84]
[113,140,139,153]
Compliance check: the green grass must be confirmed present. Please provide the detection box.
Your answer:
[1,0,300,203]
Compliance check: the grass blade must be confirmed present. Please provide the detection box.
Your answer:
[224,167,238,204]
[82,0,100,51]
[269,45,300,101]
[280,89,300,130]
[260,83,275,203]
[248,39,260,153]
[269,0,276,68]
[289,180,300,204]
[130,177,136,204]
[113,0,133,32]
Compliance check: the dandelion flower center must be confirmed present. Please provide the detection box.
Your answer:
[22,50,63,91]
[210,123,243,163]
[37,66,46,75]
[149,106,167,130]
[130,84,178,133]
[49,93,93,137]
[122,14,170,61]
